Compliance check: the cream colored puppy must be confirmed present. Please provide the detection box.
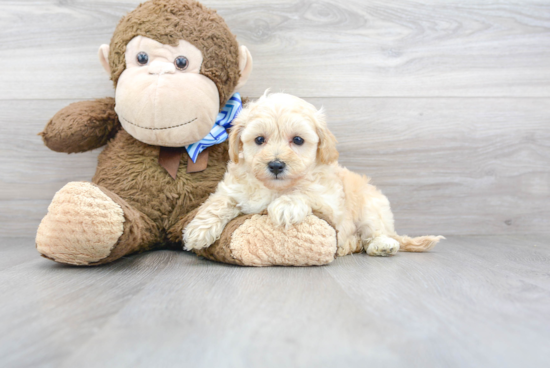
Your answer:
[184,93,442,256]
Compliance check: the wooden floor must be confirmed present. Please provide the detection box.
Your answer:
[1,0,550,237]
[1,235,548,368]
[1,1,549,367]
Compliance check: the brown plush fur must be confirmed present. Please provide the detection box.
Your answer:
[40,98,120,153]
[39,120,232,264]
[109,0,241,109]
[93,130,230,237]
[91,185,161,265]
[37,0,245,265]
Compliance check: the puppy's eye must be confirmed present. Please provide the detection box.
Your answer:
[174,56,189,71]
[255,136,265,145]
[136,52,148,65]
[292,136,304,146]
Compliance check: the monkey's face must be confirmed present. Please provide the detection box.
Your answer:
[114,36,220,147]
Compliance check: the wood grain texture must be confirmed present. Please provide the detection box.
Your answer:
[1,1,549,366]
[1,97,548,237]
[0,235,548,367]
[325,97,550,235]
[1,0,549,99]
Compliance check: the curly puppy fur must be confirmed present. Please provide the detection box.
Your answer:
[109,0,240,109]
[184,93,443,256]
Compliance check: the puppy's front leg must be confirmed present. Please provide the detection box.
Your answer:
[268,195,312,228]
[184,193,240,250]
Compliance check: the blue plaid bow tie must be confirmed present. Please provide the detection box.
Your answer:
[185,93,242,163]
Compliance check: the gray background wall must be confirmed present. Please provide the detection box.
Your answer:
[1,0,549,237]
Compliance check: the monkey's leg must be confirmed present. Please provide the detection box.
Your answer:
[169,211,338,266]
[36,182,160,266]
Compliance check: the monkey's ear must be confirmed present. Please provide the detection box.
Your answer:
[235,45,253,90]
[98,44,111,75]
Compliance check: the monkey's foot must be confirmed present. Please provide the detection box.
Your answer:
[194,214,337,266]
[36,182,125,265]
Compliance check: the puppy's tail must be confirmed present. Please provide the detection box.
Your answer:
[389,234,445,252]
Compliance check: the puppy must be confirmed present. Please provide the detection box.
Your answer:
[184,92,443,256]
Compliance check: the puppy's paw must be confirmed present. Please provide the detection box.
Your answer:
[366,236,400,257]
[183,219,224,251]
[268,195,311,228]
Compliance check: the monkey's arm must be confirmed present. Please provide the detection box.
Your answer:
[40,98,120,153]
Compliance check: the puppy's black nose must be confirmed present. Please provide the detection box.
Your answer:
[268,161,286,175]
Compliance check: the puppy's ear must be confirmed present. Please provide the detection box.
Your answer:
[228,119,245,163]
[315,109,339,164]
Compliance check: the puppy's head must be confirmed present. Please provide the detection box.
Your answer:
[229,92,338,190]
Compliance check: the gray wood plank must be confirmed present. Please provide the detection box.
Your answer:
[0,246,181,368]
[0,99,100,193]
[323,235,550,368]
[0,237,41,270]
[1,98,549,237]
[324,97,550,236]
[58,258,404,368]
[1,0,549,99]
[445,235,550,291]
[0,235,548,368]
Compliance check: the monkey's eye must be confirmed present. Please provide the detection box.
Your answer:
[174,56,189,71]
[136,52,148,65]
[292,136,305,145]
[255,136,265,145]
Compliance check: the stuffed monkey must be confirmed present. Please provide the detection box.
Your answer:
[36,0,338,266]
